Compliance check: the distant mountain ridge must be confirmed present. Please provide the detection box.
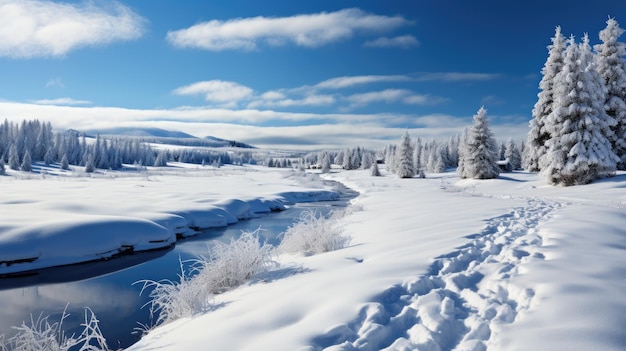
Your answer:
[82,127,255,148]
[83,127,196,139]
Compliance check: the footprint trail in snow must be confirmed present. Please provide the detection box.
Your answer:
[310,199,562,351]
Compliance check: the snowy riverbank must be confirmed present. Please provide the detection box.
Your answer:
[126,167,626,351]
[0,164,339,275]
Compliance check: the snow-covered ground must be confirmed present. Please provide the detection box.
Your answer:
[1,164,625,350]
[124,167,625,351]
[0,164,339,275]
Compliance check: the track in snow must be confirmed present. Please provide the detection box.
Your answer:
[309,199,562,351]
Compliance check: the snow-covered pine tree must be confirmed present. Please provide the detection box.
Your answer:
[342,148,352,170]
[504,137,522,170]
[498,142,506,161]
[370,161,381,176]
[360,151,372,170]
[595,17,626,170]
[457,106,500,179]
[396,130,415,178]
[8,144,19,170]
[385,144,397,174]
[320,152,331,173]
[456,127,469,177]
[84,153,95,173]
[60,154,69,170]
[413,137,422,174]
[154,149,169,167]
[20,150,32,172]
[542,35,618,186]
[525,26,567,171]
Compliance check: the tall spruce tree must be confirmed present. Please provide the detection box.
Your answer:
[457,106,500,179]
[525,26,566,171]
[504,137,522,170]
[396,130,415,178]
[542,35,618,185]
[595,17,626,170]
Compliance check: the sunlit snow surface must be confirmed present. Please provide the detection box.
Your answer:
[1,164,625,350]
[0,163,338,275]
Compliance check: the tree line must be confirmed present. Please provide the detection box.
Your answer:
[0,119,249,174]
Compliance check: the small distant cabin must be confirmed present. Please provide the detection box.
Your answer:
[497,159,512,172]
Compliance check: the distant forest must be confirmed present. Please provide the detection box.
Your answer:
[0,119,257,173]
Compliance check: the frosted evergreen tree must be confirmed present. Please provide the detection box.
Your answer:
[20,150,32,172]
[457,106,500,179]
[413,137,422,174]
[350,148,362,170]
[370,161,381,176]
[320,152,331,173]
[84,154,95,173]
[595,17,626,169]
[154,149,169,167]
[8,144,19,170]
[504,137,522,170]
[542,35,618,186]
[457,127,469,177]
[396,130,415,178]
[342,149,352,170]
[525,26,567,171]
[385,145,397,173]
[60,154,70,170]
[498,142,506,161]
[360,151,373,170]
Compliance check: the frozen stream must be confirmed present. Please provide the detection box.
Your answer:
[0,188,355,349]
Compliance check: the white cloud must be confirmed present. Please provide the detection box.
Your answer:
[260,91,286,100]
[172,80,254,105]
[248,94,335,109]
[364,34,419,49]
[416,72,500,82]
[0,101,529,151]
[346,89,443,108]
[45,77,64,88]
[0,0,146,58]
[314,75,412,90]
[32,97,92,106]
[166,8,412,51]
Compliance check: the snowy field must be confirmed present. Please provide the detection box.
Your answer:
[123,166,624,351]
[1,164,625,350]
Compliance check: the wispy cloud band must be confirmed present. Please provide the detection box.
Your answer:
[166,8,413,51]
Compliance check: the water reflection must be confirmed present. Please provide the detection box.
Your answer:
[0,198,351,349]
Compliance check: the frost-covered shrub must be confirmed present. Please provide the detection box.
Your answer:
[0,308,109,351]
[136,260,213,327]
[278,210,351,255]
[137,230,276,327]
[194,230,277,294]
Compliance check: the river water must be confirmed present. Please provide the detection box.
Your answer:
[0,186,356,349]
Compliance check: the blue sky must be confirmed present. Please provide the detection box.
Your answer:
[0,0,625,150]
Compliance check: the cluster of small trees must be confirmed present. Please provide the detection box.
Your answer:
[383,132,462,178]
[525,18,626,185]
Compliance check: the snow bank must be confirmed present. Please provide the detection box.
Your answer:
[0,166,339,275]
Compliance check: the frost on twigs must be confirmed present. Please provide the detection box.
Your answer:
[193,229,278,294]
[0,307,110,351]
[278,210,351,256]
[135,258,213,328]
[136,229,277,328]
